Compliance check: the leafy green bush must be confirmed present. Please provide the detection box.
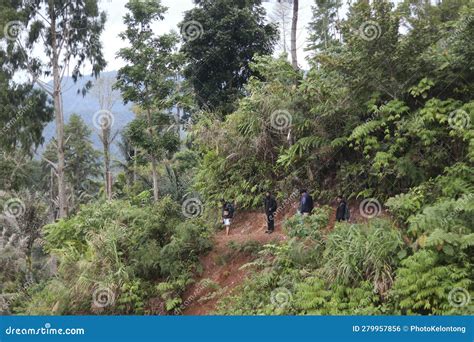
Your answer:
[293,278,386,315]
[389,250,472,315]
[159,221,212,279]
[283,206,331,239]
[14,197,212,315]
[322,219,405,295]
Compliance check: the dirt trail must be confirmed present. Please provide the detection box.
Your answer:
[182,204,298,315]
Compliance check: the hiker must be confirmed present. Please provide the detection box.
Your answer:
[221,199,235,236]
[264,191,277,234]
[335,195,350,222]
[298,189,314,215]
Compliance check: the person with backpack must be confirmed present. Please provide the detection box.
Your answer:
[336,195,350,222]
[299,189,314,215]
[221,199,235,236]
[263,191,277,234]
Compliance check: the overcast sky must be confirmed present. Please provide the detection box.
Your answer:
[97,0,316,72]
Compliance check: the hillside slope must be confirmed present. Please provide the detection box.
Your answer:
[180,200,386,315]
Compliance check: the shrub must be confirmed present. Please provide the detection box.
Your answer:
[323,219,405,295]
[293,277,386,315]
[159,221,212,279]
[389,250,472,315]
[14,197,211,315]
[283,206,331,239]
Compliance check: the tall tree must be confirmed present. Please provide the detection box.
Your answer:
[0,1,53,155]
[180,0,277,114]
[115,0,180,202]
[42,114,101,215]
[91,76,120,200]
[290,0,299,69]
[307,0,342,53]
[8,0,107,218]
[269,0,292,54]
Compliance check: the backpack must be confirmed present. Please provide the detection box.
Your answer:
[225,202,235,218]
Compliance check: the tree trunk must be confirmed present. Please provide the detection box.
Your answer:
[146,108,159,202]
[151,156,159,202]
[103,126,112,200]
[133,146,137,184]
[51,11,68,218]
[290,0,299,69]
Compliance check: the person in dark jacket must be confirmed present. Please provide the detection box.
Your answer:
[221,199,234,235]
[299,189,314,215]
[264,191,277,234]
[335,196,348,222]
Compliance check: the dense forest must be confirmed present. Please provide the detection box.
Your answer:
[0,0,473,316]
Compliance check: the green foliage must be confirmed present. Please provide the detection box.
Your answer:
[293,278,385,315]
[180,0,278,114]
[155,276,191,312]
[2,0,474,318]
[159,221,213,279]
[43,197,180,253]
[40,114,101,210]
[219,218,405,315]
[193,55,303,208]
[389,250,472,315]
[0,191,50,306]
[283,206,331,239]
[15,196,211,315]
[307,0,342,52]
[323,220,405,295]
[218,234,389,315]
[0,84,52,153]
